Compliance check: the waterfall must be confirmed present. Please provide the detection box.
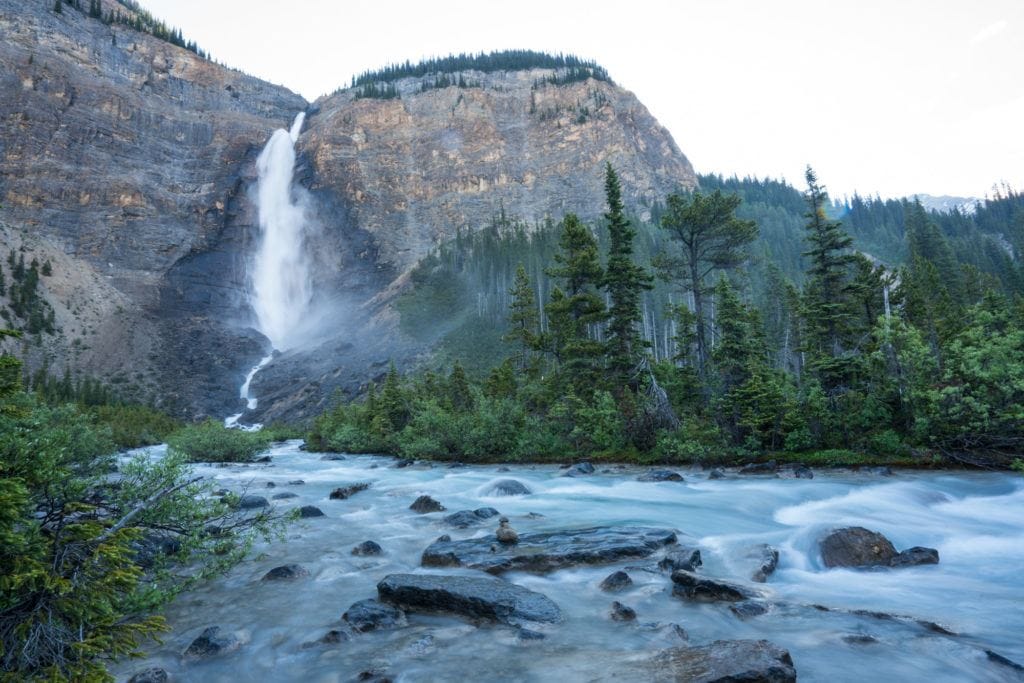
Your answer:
[251,112,311,351]
[224,112,309,428]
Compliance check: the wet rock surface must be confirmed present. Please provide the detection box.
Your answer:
[330,482,371,500]
[890,546,940,567]
[739,460,778,475]
[409,495,446,513]
[272,491,298,500]
[352,540,384,556]
[600,570,633,592]
[637,469,685,482]
[670,570,752,602]
[637,639,797,683]
[238,495,269,509]
[748,543,780,582]
[610,601,637,621]
[127,668,169,683]
[342,599,407,633]
[299,505,325,518]
[659,547,703,573]
[443,507,501,528]
[183,626,241,659]
[422,526,677,574]
[562,462,596,477]
[482,479,532,496]
[819,527,897,568]
[377,573,562,625]
[261,564,310,581]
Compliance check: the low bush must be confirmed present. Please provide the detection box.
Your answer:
[167,420,272,462]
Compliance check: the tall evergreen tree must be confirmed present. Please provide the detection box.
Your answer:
[657,189,757,377]
[504,263,539,369]
[601,163,652,389]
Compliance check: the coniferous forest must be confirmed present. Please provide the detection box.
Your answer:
[310,166,1024,469]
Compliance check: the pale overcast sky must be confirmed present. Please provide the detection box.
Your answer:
[144,0,1023,200]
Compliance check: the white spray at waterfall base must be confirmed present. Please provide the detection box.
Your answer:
[224,113,310,428]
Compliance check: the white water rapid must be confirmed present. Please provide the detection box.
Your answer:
[224,113,310,428]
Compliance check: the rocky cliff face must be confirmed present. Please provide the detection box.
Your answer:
[0,0,698,422]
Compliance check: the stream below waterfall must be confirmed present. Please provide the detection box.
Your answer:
[114,441,1024,682]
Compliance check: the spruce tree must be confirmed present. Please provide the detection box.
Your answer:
[504,263,539,369]
[601,163,652,388]
[448,361,474,412]
[53,0,62,13]
[657,189,757,377]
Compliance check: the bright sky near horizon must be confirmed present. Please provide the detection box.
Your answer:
[143,0,1023,200]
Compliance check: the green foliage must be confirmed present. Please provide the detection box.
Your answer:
[166,420,272,463]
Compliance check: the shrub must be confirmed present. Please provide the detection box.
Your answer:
[167,420,271,462]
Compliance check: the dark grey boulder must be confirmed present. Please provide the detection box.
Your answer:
[792,464,814,479]
[707,468,726,480]
[659,547,703,572]
[600,570,633,592]
[422,526,677,574]
[409,495,446,513]
[869,466,894,476]
[352,540,383,556]
[497,466,511,472]
[889,546,939,567]
[820,527,897,568]
[271,491,298,500]
[377,573,561,625]
[637,469,684,482]
[610,600,637,621]
[238,495,269,509]
[127,667,168,683]
[299,505,325,518]
[183,626,241,659]
[341,599,407,632]
[748,543,780,582]
[321,454,346,461]
[517,628,546,641]
[739,460,778,475]
[353,669,393,683]
[562,461,596,477]
[843,634,879,645]
[642,640,796,682]
[393,458,414,468]
[301,629,350,648]
[483,479,532,496]
[443,507,501,528]
[671,570,751,602]
[262,564,310,581]
[730,600,770,619]
[288,479,306,485]
[330,482,371,500]
[254,455,272,463]
[132,532,181,569]
[985,649,1024,673]
[265,481,276,488]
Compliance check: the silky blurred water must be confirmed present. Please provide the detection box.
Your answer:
[114,441,1024,682]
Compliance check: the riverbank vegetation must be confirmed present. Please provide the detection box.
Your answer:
[0,330,285,680]
[310,166,1024,468]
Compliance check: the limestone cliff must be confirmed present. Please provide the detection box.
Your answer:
[0,0,698,421]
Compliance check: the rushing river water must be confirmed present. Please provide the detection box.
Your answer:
[115,441,1024,682]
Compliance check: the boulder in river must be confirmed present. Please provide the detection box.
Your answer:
[409,495,446,513]
[321,454,346,461]
[748,543,780,582]
[443,507,500,528]
[562,461,596,477]
[642,639,796,683]
[261,564,310,581]
[377,573,562,625]
[127,668,168,683]
[299,505,325,518]
[288,479,306,485]
[659,547,703,572]
[889,546,939,567]
[671,570,752,602]
[637,469,685,482]
[183,626,241,659]
[422,526,677,574]
[707,468,726,480]
[330,482,371,500]
[730,600,770,619]
[819,527,897,568]
[271,491,298,500]
[237,495,269,509]
[342,599,407,632]
[482,479,532,496]
[792,464,814,479]
[352,540,383,556]
[600,570,633,592]
[610,601,637,621]
[739,460,778,475]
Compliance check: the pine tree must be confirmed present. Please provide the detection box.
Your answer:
[448,361,474,412]
[601,163,652,389]
[53,0,62,13]
[657,189,757,377]
[504,263,539,369]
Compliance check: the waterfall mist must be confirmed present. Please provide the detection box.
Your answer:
[251,112,312,351]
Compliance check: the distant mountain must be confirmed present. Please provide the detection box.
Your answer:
[912,194,981,215]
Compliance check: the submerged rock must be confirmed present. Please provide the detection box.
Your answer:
[819,527,897,568]
[670,570,751,602]
[562,461,596,477]
[707,468,726,480]
[610,600,637,621]
[352,540,383,556]
[127,667,169,683]
[299,505,325,518]
[637,469,685,482]
[444,507,500,528]
[792,464,814,479]
[739,460,778,475]
[659,547,703,573]
[261,564,310,581]
[483,479,532,496]
[341,599,407,632]
[271,491,298,500]
[301,629,350,649]
[889,546,939,567]
[288,479,306,485]
[353,669,393,683]
[409,495,446,513]
[237,495,269,509]
[985,649,1024,673]
[843,634,879,645]
[748,543,780,582]
[377,573,562,625]
[330,482,371,500]
[600,570,633,592]
[730,600,770,619]
[642,639,797,682]
[422,526,677,574]
[321,454,346,461]
[183,626,241,659]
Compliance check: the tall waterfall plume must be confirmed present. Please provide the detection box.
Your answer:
[251,112,312,351]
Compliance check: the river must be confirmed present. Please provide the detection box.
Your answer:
[115,440,1024,682]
